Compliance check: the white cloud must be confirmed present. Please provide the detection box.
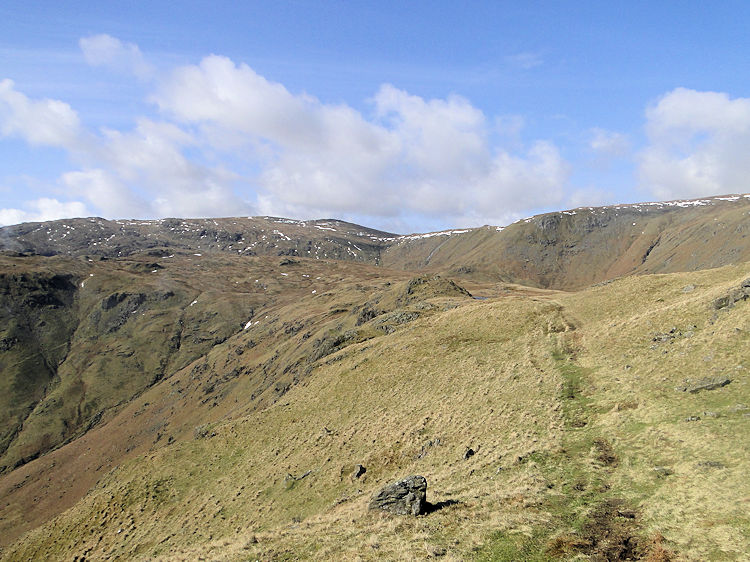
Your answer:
[153,55,322,147]
[156,57,569,226]
[589,128,630,157]
[0,79,81,147]
[79,34,154,79]
[62,169,147,218]
[0,198,90,226]
[639,88,750,200]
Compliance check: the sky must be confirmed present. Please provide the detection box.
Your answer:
[2,1,750,233]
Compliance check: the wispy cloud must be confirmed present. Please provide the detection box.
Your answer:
[589,128,630,157]
[79,34,154,80]
[504,52,543,70]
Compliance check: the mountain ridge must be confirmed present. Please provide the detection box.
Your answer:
[3,193,750,291]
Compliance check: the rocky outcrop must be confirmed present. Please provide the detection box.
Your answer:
[368,475,427,515]
[713,278,750,309]
[677,376,731,393]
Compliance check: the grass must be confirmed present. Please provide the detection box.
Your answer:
[3,261,750,560]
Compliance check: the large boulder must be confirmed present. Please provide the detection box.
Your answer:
[368,475,427,515]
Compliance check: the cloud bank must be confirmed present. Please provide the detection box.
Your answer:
[153,55,570,227]
[0,36,572,229]
[3,35,748,230]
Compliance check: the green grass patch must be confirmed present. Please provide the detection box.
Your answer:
[476,529,553,561]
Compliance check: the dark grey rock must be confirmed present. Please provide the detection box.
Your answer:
[677,376,731,393]
[368,475,427,515]
[352,464,366,479]
[714,283,750,309]
[714,295,733,310]
[463,447,475,460]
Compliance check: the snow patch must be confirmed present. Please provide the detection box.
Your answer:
[399,228,472,241]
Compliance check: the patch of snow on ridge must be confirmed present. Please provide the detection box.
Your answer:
[398,229,473,241]
[510,193,750,226]
[597,193,750,212]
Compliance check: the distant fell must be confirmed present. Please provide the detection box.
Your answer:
[3,193,750,289]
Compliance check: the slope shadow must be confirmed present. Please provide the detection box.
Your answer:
[423,499,460,514]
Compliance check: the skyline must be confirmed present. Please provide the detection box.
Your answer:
[2,2,750,233]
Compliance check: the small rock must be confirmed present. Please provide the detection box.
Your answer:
[428,546,447,557]
[697,460,725,470]
[653,466,673,478]
[684,416,701,422]
[352,464,366,479]
[368,475,427,516]
[463,447,475,460]
[682,284,695,293]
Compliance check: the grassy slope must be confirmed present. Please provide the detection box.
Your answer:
[3,264,750,560]
[559,266,750,560]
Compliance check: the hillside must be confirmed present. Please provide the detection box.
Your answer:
[380,195,750,289]
[1,196,750,561]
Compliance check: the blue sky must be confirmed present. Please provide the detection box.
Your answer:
[2,1,750,233]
